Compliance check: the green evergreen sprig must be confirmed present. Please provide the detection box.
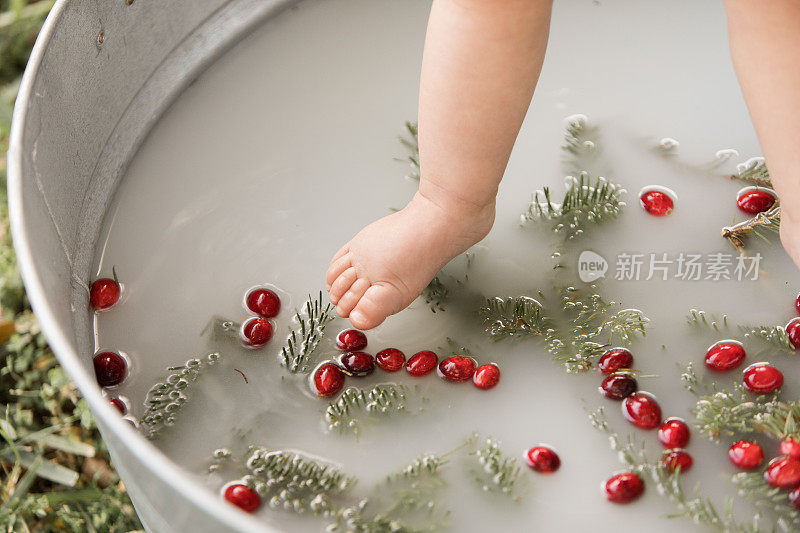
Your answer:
[325,384,413,437]
[731,157,772,187]
[243,449,355,516]
[722,205,781,252]
[589,408,761,532]
[140,353,221,439]
[522,172,626,240]
[421,276,448,312]
[479,296,549,339]
[740,323,795,352]
[397,121,420,182]
[731,472,800,530]
[686,308,730,331]
[280,292,335,374]
[470,437,521,498]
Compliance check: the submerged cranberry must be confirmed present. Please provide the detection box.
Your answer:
[90,278,120,310]
[765,456,800,489]
[473,363,501,390]
[245,287,281,318]
[109,398,126,414]
[786,318,800,350]
[437,356,476,382]
[604,472,645,504]
[657,418,690,449]
[338,351,375,376]
[728,440,764,470]
[621,392,662,430]
[781,438,800,459]
[93,352,127,387]
[526,446,561,473]
[662,450,693,473]
[406,351,438,377]
[599,373,637,400]
[223,484,261,513]
[336,329,368,351]
[598,348,634,374]
[241,317,273,347]
[312,363,345,398]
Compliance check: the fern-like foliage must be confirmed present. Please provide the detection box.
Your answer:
[479,296,549,340]
[733,157,772,187]
[686,308,730,331]
[325,384,412,437]
[589,408,762,533]
[243,449,355,516]
[281,292,335,374]
[732,472,800,530]
[140,353,221,439]
[740,323,795,352]
[421,276,448,312]
[470,437,521,498]
[397,121,420,181]
[522,173,626,239]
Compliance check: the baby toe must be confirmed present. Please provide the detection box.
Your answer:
[329,266,357,304]
[335,277,370,318]
[349,284,399,330]
[331,243,350,263]
[326,254,352,289]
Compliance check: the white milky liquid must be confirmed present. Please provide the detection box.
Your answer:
[92,0,800,531]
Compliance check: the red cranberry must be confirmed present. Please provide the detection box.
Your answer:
[621,392,662,430]
[245,287,281,318]
[742,362,783,394]
[640,188,674,217]
[90,278,120,310]
[375,348,405,372]
[336,329,368,351]
[604,472,645,504]
[737,188,776,214]
[598,348,634,374]
[109,398,126,414]
[786,318,800,350]
[338,351,375,376]
[312,362,345,397]
[93,352,127,387]
[662,450,693,473]
[406,351,438,377]
[796,293,800,316]
[657,418,690,449]
[241,317,273,347]
[223,484,261,513]
[526,446,560,473]
[704,340,746,372]
[790,486,800,509]
[765,456,800,489]
[437,356,476,383]
[599,373,637,400]
[728,440,764,470]
[473,363,501,390]
[781,438,800,458]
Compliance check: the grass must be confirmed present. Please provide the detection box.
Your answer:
[0,1,142,530]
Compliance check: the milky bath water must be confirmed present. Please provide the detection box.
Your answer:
[90,0,800,531]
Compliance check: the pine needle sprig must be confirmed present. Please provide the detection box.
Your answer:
[470,437,521,498]
[244,449,355,516]
[397,121,420,182]
[280,292,335,374]
[325,384,413,437]
[140,353,221,439]
[686,309,730,331]
[522,172,626,240]
[722,205,780,252]
[589,408,760,532]
[732,472,800,530]
[479,296,550,340]
[730,157,772,187]
[739,323,795,352]
[561,114,601,173]
[421,276,448,312]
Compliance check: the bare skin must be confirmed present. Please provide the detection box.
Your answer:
[326,0,553,329]
[724,0,800,269]
[328,0,800,330]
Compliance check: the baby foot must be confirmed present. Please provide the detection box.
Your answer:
[326,192,494,329]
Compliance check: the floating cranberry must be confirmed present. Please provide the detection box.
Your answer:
[338,351,375,376]
[336,329,368,351]
[704,340,746,372]
[786,318,800,350]
[604,472,645,504]
[241,317,273,347]
[93,352,127,387]
[790,486,800,509]
[375,348,405,372]
[657,418,690,449]
[796,293,800,316]
[109,398,126,414]
[90,278,120,310]
[438,356,476,383]
[599,373,637,400]
[245,287,281,318]
[526,446,561,473]
[622,392,662,430]
[406,351,438,377]
[598,348,634,374]
[312,363,345,397]
[223,484,261,513]
[781,438,800,458]
[742,362,783,394]
[662,450,693,473]
[473,363,501,390]
[640,188,675,217]
[737,188,776,215]
[728,440,763,470]
[765,456,800,489]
